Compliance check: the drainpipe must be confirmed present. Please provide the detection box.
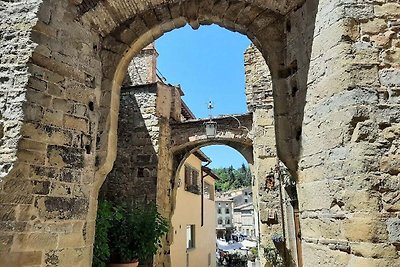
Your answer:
[276,160,287,266]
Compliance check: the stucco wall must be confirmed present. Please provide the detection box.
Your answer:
[170,154,216,267]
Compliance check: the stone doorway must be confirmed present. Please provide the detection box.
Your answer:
[1,0,399,266]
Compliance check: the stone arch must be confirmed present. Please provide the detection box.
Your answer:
[1,0,398,266]
[173,140,254,176]
[0,1,308,265]
[170,114,253,155]
[90,2,289,190]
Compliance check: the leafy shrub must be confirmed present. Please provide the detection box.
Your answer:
[93,200,113,267]
[264,246,284,267]
[93,200,169,266]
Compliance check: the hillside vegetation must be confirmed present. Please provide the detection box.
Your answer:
[213,164,251,192]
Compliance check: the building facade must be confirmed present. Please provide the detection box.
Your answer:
[170,152,217,267]
[233,203,256,240]
[215,198,234,241]
[219,187,257,240]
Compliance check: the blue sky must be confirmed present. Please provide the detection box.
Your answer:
[156,24,251,168]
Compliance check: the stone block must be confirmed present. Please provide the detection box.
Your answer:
[17,204,39,221]
[344,4,374,20]
[351,41,380,65]
[35,196,88,220]
[27,76,47,92]
[53,98,73,113]
[298,180,338,211]
[30,221,74,234]
[17,149,46,165]
[370,33,392,48]
[18,138,47,152]
[0,234,14,251]
[58,232,85,248]
[21,123,73,146]
[386,217,400,244]
[379,69,400,87]
[347,255,399,267]
[12,233,58,251]
[24,104,43,122]
[0,204,16,221]
[380,154,400,175]
[44,247,91,267]
[0,194,33,205]
[300,217,342,240]
[360,18,387,34]
[47,82,63,97]
[73,104,87,117]
[375,3,400,18]
[301,242,351,267]
[47,145,84,168]
[343,216,387,242]
[64,115,88,133]
[42,109,64,127]
[26,90,52,107]
[351,242,398,259]
[343,190,380,212]
[3,179,48,196]
[50,182,74,197]
[382,48,400,65]
[0,252,42,266]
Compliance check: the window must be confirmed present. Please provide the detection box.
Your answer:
[226,219,230,225]
[218,218,223,224]
[184,165,200,194]
[204,181,214,200]
[225,208,230,214]
[218,208,221,214]
[186,225,195,249]
[244,198,248,203]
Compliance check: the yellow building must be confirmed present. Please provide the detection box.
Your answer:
[170,151,217,267]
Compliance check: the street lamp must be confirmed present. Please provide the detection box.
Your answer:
[204,120,217,138]
[204,100,217,138]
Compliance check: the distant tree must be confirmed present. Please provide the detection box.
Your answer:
[213,164,251,192]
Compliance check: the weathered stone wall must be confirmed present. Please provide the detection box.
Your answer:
[100,84,160,203]
[244,45,284,266]
[289,0,400,266]
[1,0,399,266]
[244,45,273,112]
[0,1,103,266]
[0,0,283,265]
[99,81,179,266]
[0,1,41,178]
[124,44,158,86]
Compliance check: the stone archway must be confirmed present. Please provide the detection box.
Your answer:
[1,0,399,266]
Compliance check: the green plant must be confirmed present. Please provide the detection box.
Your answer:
[248,247,258,261]
[93,200,169,266]
[264,245,284,267]
[93,200,113,267]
